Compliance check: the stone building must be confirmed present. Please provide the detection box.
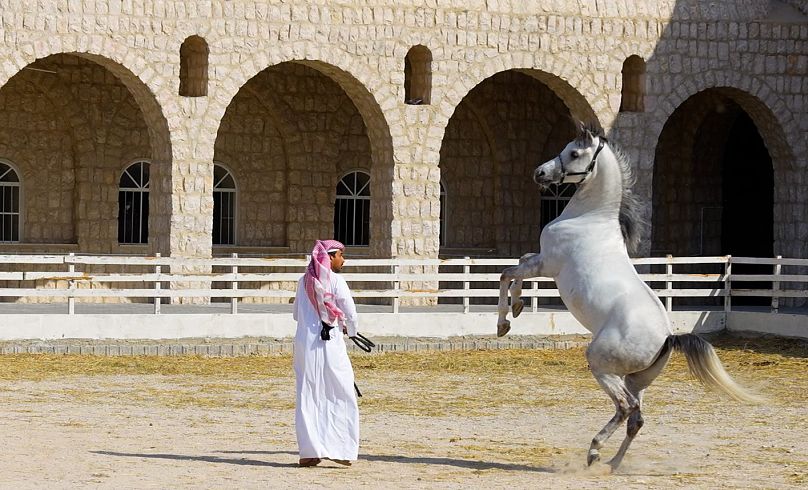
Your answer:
[0,0,804,263]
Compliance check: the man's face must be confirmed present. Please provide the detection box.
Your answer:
[329,249,345,272]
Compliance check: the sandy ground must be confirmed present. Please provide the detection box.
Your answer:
[0,344,805,489]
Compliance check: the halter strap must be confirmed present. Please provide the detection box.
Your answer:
[559,137,606,183]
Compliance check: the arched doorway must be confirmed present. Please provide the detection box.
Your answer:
[439,69,584,258]
[214,62,377,254]
[653,88,776,306]
[0,54,169,254]
[652,89,773,259]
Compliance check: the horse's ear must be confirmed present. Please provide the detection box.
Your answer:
[583,129,595,145]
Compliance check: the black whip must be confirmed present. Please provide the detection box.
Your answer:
[350,332,375,353]
[350,333,374,397]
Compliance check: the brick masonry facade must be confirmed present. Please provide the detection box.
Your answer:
[0,0,803,263]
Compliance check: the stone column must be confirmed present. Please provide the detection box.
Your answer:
[386,126,442,306]
[162,99,216,304]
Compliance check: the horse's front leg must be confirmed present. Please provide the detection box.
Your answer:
[497,253,544,337]
[508,253,538,319]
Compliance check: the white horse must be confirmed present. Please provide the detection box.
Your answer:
[497,123,761,470]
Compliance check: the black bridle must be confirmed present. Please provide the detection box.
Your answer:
[558,137,606,184]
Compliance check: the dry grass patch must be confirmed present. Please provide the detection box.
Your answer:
[0,336,804,413]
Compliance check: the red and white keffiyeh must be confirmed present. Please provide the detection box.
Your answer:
[304,239,346,327]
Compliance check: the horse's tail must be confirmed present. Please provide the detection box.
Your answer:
[666,333,764,404]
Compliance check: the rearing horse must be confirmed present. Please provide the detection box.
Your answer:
[497,123,761,470]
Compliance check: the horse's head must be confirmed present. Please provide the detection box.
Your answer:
[533,125,606,188]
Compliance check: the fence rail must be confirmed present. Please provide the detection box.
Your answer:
[0,254,806,314]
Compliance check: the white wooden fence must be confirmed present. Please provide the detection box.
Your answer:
[0,254,806,315]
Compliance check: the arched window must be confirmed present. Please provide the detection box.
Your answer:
[439,181,446,247]
[118,160,150,244]
[404,45,432,105]
[0,160,21,243]
[179,36,209,97]
[213,164,236,246]
[620,55,646,113]
[540,183,576,230]
[334,171,370,246]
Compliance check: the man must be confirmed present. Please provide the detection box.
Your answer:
[292,239,359,467]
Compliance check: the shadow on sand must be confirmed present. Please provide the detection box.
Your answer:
[213,450,553,473]
[91,450,298,468]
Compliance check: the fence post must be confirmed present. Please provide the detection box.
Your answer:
[724,255,732,313]
[665,254,673,312]
[154,252,161,314]
[67,252,75,315]
[532,279,538,312]
[392,262,400,314]
[772,255,781,314]
[462,257,470,314]
[231,252,239,314]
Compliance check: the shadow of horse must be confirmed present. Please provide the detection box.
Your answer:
[358,454,553,473]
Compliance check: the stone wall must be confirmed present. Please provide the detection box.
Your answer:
[0,0,801,267]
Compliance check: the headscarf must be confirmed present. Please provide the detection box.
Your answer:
[304,239,346,327]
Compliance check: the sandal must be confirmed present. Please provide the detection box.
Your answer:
[298,458,321,467]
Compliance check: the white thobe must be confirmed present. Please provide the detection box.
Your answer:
[293,273,359,461]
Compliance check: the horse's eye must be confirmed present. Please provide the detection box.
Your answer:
[571,151,579,158]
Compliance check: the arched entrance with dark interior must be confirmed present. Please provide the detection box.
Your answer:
[653,89,774,258]
[652,88,775,304]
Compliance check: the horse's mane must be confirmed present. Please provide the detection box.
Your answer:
[577,123,647,255]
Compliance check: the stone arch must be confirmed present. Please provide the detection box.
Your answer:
[438,67,587,257]
[650,80,799,258]
[436,55,600,132]
[648,73,798,171]
[211,43,396,256]
[0,37,174,254]
[209,42,398,167]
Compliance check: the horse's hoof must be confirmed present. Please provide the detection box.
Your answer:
[497,320,511,338]
[606,458,622,472]
[512,300,524,318]
[587,450,600,466]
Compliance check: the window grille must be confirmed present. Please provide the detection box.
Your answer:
[118,160,150,244]
[540,183,576,230]
[0,161,20,243]
[334,171,370,246]
[213,164,236,245]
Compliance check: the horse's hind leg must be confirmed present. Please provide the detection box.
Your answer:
[606,388,644,470]
[587,373,637,467]
[607,349,672,470]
